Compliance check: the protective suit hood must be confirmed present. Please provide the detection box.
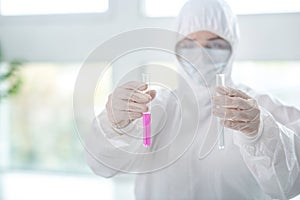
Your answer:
[176,0,240,85]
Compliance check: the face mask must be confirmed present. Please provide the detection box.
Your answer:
[176,39,231,86]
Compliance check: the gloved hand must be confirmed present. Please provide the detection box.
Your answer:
[212,86,260,136]
[106,81,156,129]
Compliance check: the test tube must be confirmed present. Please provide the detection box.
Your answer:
[216,74,225,150]
[142,73,151,147]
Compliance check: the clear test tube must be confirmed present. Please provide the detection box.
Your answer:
[216,74,225,150]
[142,73,151,147]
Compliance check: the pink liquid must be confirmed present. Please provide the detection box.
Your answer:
[143,112,151,147]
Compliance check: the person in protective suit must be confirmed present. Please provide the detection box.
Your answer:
[85,0,300,199]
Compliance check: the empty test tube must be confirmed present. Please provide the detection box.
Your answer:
[216,74,225,150]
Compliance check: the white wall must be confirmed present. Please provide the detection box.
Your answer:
[0,0,299,62]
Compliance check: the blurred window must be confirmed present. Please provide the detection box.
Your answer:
[0,0,108,16]
[8,63,111,173]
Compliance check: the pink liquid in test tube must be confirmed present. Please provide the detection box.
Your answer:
[142,73,151,147]
[143,112,151,147]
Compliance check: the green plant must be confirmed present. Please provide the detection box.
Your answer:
[0,45,23,101]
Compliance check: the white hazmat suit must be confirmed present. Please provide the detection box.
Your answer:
[85,0,300,199]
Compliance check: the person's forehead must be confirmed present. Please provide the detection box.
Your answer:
[187,31,219,41]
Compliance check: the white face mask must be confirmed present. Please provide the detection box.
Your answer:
[176,39,231,86]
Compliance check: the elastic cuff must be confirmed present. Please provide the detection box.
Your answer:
[111,119,138,135]
[234,109,265,145]
[108,119,143,149]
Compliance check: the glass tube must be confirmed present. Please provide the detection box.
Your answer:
[216,74,225,150]
[142,73,151,147]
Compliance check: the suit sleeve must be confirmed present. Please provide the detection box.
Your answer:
[233,93,300,199]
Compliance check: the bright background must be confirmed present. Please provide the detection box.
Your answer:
[0,0,300,199]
